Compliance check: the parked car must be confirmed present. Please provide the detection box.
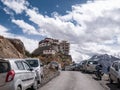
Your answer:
[81,60,87,72]
[65,65,74,71]
[25,58,44,85]
[79,60,87,71]
[49,61,60,70]
[109,61,120,86]
[65,63,78,71]
[72,63,81,71]
[0,58,37,90]
[83,60,98,73]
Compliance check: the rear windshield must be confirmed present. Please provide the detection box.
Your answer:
[26,60,39,67]
[88,61,98,65]
[0,62,10,73]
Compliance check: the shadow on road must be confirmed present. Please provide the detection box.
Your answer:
[106,83,120,90]
[92,77,102,81]
[81,71,94,74]
[92,74,120,90]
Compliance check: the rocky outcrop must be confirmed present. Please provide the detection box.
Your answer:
[40,65,60,87]
[8,38,25,55]
[36,53,72,69]
[0,36,26,58]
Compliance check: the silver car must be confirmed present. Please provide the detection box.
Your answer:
[83,60,98,72]
[0,58,37,90]
[109,61,120,85]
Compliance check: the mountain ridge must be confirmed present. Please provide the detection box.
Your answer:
[89,54,120,73]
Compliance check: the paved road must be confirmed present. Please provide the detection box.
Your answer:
[39,71,105,90]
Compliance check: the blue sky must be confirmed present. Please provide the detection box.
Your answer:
[0,0,120,62]
[0,0,87,40]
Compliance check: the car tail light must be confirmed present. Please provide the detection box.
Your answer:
[6,70,15,82]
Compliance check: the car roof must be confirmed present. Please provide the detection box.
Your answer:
[0,58,25,61]
[113,60,120,63]
[25,58,39,60]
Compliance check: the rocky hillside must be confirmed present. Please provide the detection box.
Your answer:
[32,48,72,68]
[37,53,72,68]
[0,36,26,58]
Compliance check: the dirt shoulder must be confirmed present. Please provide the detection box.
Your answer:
[40,66,60,87]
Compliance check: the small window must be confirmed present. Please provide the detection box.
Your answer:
[114,63,119,70]
[26,60,39,67]
[112,63,115,68]
[118,64,120,69]
[23,62,30,70]
[112,62,119,70]
[16,61,25,70]
[0,62,10,73]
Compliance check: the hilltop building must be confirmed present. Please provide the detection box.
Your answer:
[37,38,70,55]
[59,40,70,55]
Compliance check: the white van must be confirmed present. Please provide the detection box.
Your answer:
[26,58,44,85]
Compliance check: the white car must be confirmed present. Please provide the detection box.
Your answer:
[26,58,44,85]
[0,58,37,90]
[109,61,120,85]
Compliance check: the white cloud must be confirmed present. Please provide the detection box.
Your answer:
[1,0,28,14]
[12,19,40,35]
[14,36,38,52]
[0,25,8,32]
[2,0,120,61]
[0,24,38,52]
[3,7,14,16]
[26,8,85,43]
[0,25,10,36]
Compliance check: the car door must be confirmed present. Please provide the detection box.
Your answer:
[86,61,91,71]
[82,60,87,71]
[86,61,95,71]
[22,61,35,87]
[15,61,27,89]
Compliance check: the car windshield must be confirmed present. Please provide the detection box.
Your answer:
[26,60,39,67]
[0,62,10,73]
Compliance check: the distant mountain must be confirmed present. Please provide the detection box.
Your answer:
[89,54,120,73]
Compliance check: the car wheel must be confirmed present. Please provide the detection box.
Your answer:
[31,80,38,90]
[17,86,21,90]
